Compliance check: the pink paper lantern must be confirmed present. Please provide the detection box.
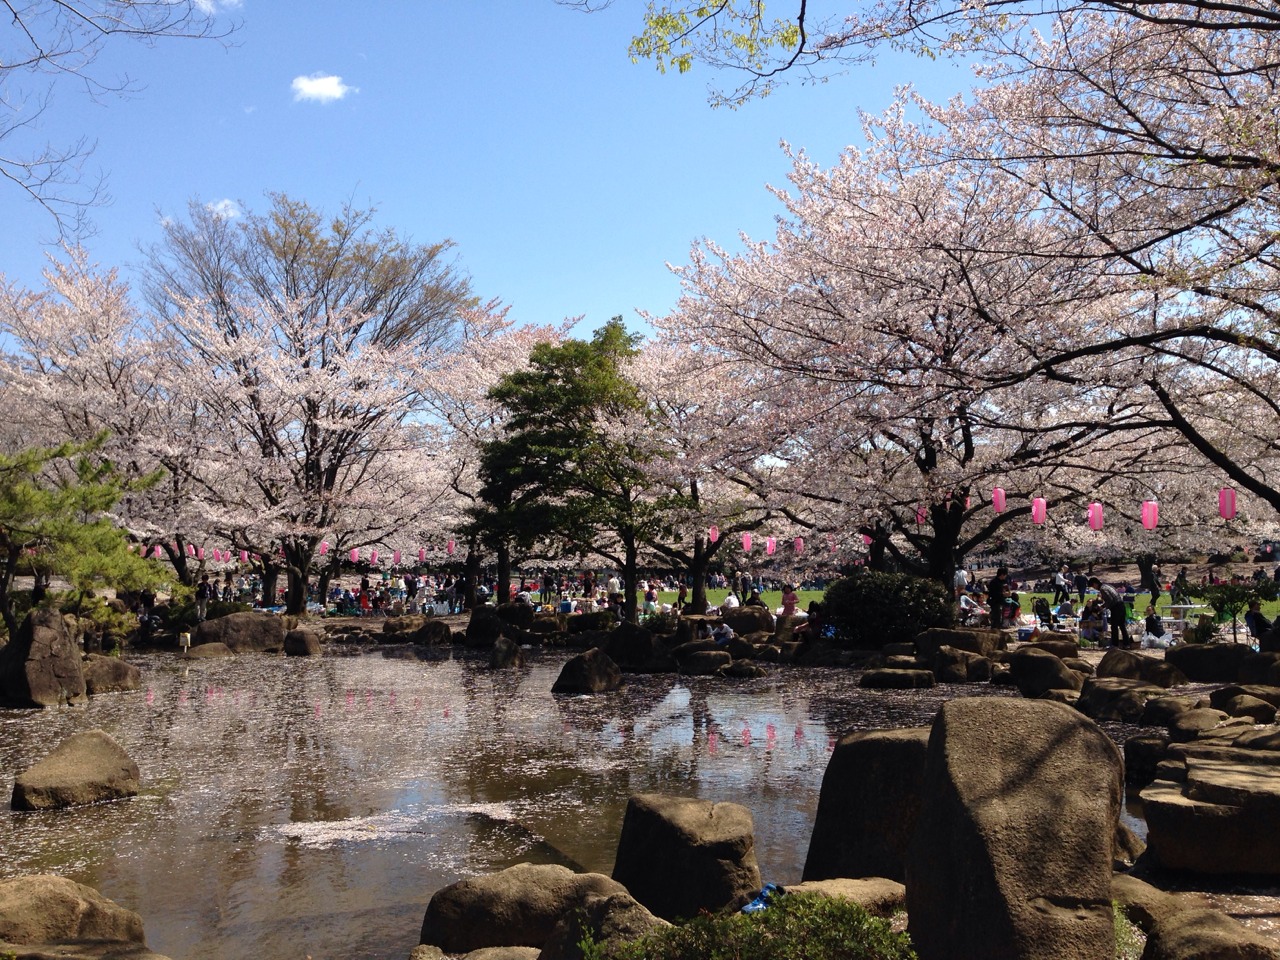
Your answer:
[708,525,720,544]
[197,547,205,560]
[1087,502,1104,531]
[418,548,426,563]
[186,543,195,557]
[794,537,804,555]
[1219,487,1237,520]
[319,541,329,556]
[447,540,455,556]
[1141,500,1159,530]
[766,537,776,556]
[992,487,1007,513]
[240,550,249,563]
[370,549,379,564]
[393,550,401,565]
[152,545,162,558]
[742,533,752,553]
[828,534,837,553]
[349,548,359,563]
[916,504,927,525]
[862,534,873,546]
[1031,497,1048,525]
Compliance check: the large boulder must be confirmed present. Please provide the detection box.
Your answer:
[1077,676,1169,723]
[1239,652,1280,685]
[905,697,1123,960]
[0,607,87,708]
[803,727,930,883]
[82,653,142,694]
[601,622,663,671]
[720,605,774,636]
[283,627,322,656]
[1006,646,1084,698]
[11,729,140,811]
[0,874,149,947]
[933,645,992,683]
[678,650,732,676]
[1141,746,1280,875]
[785,878,906,917]
[419,863,629,954]
[551,648,622,693]
[489,637,525,669]
[537,891,669,960]
[495,601,535,631]
[193,611,285,654]
[915,627,1005,660]
[1208,684,1280,712]
[1021,638,1080,659]
[1142,907,1280,960]
[411,619,455,646]
[182,641,233,659]
[1166,643,1251,683]
[466,607,505,648]
[1096,648,1187,688]
[612,793,761,922]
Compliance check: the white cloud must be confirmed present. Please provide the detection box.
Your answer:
[291,73,357,104]
[206,199,241,219]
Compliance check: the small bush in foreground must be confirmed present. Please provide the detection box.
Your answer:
[581,892,917,960]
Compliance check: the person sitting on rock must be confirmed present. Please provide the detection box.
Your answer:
[722,591,740,609]
[958,590,987,625]
[712,622,735,644]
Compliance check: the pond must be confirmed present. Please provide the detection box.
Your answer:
[0,649,1073,959]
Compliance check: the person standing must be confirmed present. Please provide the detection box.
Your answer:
[1052,565,1071,606]
[1073,571,1089,605]
[986,567,1010,626]
[1088,577,1131,648]
[195,574,213,622]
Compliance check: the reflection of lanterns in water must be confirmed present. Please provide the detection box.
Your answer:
[741,726,751,746]
[708,731,719,754]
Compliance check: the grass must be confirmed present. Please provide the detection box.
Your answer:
[645,588,825,612]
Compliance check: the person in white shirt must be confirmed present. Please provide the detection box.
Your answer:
[606,574,621,596]
[722,592,740,609]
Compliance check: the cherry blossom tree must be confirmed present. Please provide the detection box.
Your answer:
[143,195,480,613]
[0,248,217,583]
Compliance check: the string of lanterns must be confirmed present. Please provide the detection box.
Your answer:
[135,541,460,564]
[990,486,1238,529]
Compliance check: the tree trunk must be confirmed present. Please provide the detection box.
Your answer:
[687,533,714,615]
[496,541,511,605]
[622,534,639,624]
[462,537,480,610]
[260,563,280,608]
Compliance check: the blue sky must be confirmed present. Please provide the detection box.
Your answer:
[0,2,975,334]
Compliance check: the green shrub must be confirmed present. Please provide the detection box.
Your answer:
[581,893,916,960]
[641,610,679,635]
[823,571,954,649]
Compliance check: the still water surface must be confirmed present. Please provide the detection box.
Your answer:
[0,649,1016,960]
